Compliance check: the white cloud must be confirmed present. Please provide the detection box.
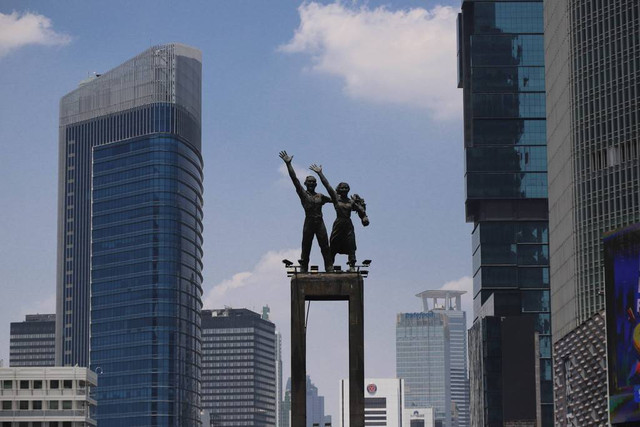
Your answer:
[280,2,460,120]
[203,248,299,313]
[0,11,71,59]
[439,275,473,329]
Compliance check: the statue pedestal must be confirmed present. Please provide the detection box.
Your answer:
[291,272,365,427]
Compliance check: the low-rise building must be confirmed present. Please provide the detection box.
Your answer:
[339,378,435,427]
[0,367,97,427]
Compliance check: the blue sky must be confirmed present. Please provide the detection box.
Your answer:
[0,0,469,418]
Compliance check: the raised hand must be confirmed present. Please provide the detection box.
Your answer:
[309,164,322,174]
[279,150,293,163]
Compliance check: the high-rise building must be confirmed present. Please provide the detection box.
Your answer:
[10,314,56,367]
[202,308,277,426]
[416,291,469,427]
[544,1,640,423]
[457,1,552,424]
[57,43,203,425]
[396,311,450,426]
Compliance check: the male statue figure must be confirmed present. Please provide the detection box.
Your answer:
[279,151,333,272]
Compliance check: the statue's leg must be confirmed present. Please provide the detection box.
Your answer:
[347,252,356,270]
[300,222,313,272]
[316,222,332,272]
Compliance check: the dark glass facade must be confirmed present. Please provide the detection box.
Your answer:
[91,131,203,426]
[57,44,203,426]
[458,2,551,425]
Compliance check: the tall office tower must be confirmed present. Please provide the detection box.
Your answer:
[202,308,277,426]
[415,291,469,427]
[10,314,56,367]
[396,311,451,427]
[544,1,640,423]
[457,1,552,425]
[57,43,203,425]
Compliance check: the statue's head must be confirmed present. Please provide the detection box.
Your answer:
[304,176,317,191]
[336,182,350,196]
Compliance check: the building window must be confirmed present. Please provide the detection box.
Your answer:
[33,380,43,389]
[49,400,59,410]
[19,380,29,389]
[2,380,11,389]
[2,401,11,410]
[50,380,59,389]
[63,380,73,389]
[33,400,43,410]
[19,400,29,410]
[62,400,73,410]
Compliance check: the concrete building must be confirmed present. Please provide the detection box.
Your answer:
[10,314,56,367]
[0,366,97,426]
[202,308,277,426]
[339,378,435,427]
[544,1,640,424]
[457,0,552,424]
[57,43,203,425]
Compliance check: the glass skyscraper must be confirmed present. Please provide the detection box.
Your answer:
[415,291,469,427]
[396,311,451,426]
[56,43,203,426]
[458,1,552,425]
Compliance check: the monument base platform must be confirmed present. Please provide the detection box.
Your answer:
[291,272,365,427]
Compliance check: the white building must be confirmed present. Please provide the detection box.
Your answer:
[0,367,97,427]
[339,378,435,427]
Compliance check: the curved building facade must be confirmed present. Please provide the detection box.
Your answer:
[56,44,203,426]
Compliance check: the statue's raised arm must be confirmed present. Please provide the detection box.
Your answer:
[279,151,333,272]
[309,164,338,203]
[279,151,305,199]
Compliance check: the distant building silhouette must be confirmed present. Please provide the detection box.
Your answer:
[283,376,331,427]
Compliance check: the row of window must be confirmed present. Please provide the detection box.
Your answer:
[2,380,85,390]
[1,400,85,410]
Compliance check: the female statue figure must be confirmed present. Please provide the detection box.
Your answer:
[310,164,369,268]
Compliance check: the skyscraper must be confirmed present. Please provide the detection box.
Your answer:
[544,1,640,423]
[457,0,552,424]
[396,311,450,426]
[416,291,469,427]
[57,43,203,425]
[201,308,277,426]
[10,314,56,367]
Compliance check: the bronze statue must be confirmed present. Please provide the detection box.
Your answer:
[310,164,369,269]
[279,151,333,272]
